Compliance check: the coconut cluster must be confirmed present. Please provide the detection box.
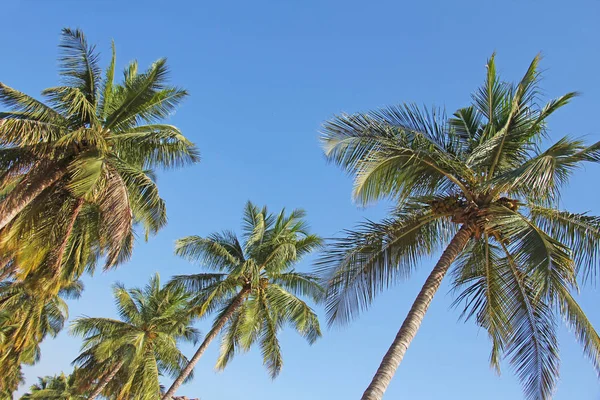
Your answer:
[429,196,466,215]
[496,197,519,211]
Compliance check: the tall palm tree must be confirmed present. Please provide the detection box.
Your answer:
[21,370,87,400]
[71,273,199,400]
[318,54,600,400]
[0,28,199,281]
[161,202,323,399]
[0,275,82,394]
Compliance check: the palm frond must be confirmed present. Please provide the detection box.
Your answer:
[490,205,576,302]
[99,41,117,120]
[58,28,101,107]
[530,205,600,282]
[266,284,321,345]
[317,209,451,325]
[321,111,473,205]
[104,58,177,131]
[110,124,199,169]
[494,138,600,202]
[556,288,600,377]
[175,233,243,271]
[451,235,510,373]
[271,272,324,303]
[485,55,541,178]
[259,294,283,379]
[499,243,559,400]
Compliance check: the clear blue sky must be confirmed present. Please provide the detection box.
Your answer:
[2,0,600,398]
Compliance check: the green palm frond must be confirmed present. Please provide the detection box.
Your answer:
[451,236,510,373]
[214,304,244,371]
[271,272,324,302]
[175,233,245,271]
[470,54,507,129]
[494,138,600,202]
[499,243,560,400]
[104,58,177,130]
[529,205,600,281]
[0,84,65,143]
[449,106,483,152]
[42,86,98,127]
[266,284,321,344]
[321,111,473,205]
[556,288,600,376]
[110,124,200,169]
[482,55,541,178]
[317,209,452,325]
[58,28,101,108]
[99,41,116,120]
[259,304,284,379]
[113,283,143,325]
[490,205,576,300]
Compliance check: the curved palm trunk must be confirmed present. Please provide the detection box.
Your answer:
[0,162,69,231]
[162,288,250,400]
[88,359,125,400]
[361,225,473,400]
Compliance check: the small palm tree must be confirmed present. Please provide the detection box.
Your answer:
[0,275,82,394]
[71,273,199,400]
[21,370,87,399]
[319,55,600,400]
[161,202,323,399]
[0,28,199,282]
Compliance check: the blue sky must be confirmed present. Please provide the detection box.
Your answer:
[2,0,600,398]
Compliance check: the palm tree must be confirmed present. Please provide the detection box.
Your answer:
[71,273,199,400]
[21,370,87,399]
[0,28,199,281]
[0,361,22,400]
[318,54,600,400]
[161,202,323,399]
[0,275,82,394]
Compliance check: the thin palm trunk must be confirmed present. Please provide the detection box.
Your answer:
[361,225,473,400]
[0,162,68,231]
[88,359,125,400]
[161,287,250,400]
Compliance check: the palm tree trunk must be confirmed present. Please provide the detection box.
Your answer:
[161,288,250,400]
[0,162,69,231]
[88,359,125,400]
[361,225,473,400]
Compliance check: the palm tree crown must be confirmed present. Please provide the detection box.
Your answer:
[319,54,600,400]
[0,276,82,394]
[161,202,323,399]
[0,28,199,284]
[71,273,199,400]
[21,371,86,400]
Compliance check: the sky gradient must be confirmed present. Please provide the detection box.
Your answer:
[2,0,600,399]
